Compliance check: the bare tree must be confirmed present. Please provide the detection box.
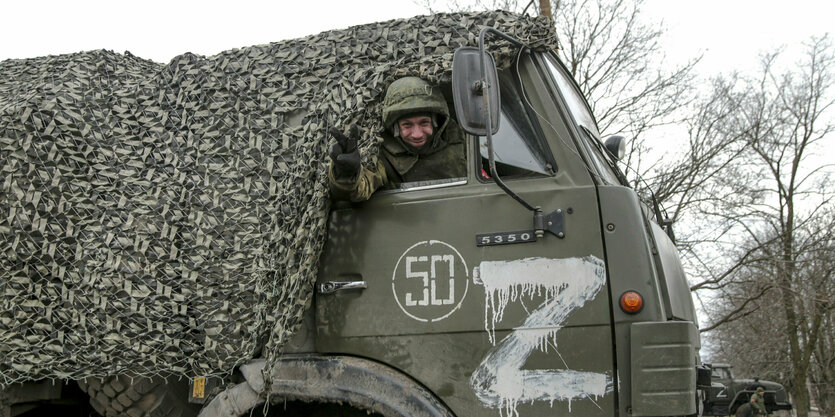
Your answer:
[690,36,835,417]
[553,0,696,137]
[707,214,834,415]
[706,266,791,384]
[417,0,699,172]
[419,0,525,13]
[811,303,835,417]
[642,75,751,223]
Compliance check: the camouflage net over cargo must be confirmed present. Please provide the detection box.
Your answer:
[0,11,557,385]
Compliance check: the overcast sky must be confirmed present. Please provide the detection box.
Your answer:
[2,0,832,77]
[643,0,833,74]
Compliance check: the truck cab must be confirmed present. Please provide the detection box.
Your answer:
[0,17,708,417]
[203,33,708,417]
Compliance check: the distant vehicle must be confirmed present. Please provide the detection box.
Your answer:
[703,363,793,415]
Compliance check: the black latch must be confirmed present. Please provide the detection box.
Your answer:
[540,208,565,238]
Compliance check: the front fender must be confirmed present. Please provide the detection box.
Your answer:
[199,354,454,417]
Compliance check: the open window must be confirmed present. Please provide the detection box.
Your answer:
[476,71,555,181]
[383,82,469,193]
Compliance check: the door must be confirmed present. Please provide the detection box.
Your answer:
[316,61,616,417]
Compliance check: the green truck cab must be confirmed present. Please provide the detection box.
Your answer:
[196,27,709,417]
[1,18,709,417]
[702,363,792,416]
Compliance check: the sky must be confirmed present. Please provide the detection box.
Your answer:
[1,0,424,63]
[2,0,832,77]
[643,0,833,75]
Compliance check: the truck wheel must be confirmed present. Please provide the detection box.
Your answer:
[270,400,384,417]
[734,403,754,417]
[77,375,201,417]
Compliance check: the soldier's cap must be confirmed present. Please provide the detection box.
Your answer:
[756,386,764,392]
[382,76,449,130]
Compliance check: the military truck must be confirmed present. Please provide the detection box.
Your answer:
[1,11,709,417]
[702,363,792,416]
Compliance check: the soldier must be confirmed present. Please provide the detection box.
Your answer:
[328,76,466,201]
[750,386,768,416]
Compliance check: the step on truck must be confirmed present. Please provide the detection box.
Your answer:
[0,11,710,417]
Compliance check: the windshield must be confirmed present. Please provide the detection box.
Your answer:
[542,54,627,185]
[543,56,599,137]
[712,367,733,379]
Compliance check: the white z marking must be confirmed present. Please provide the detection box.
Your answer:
[470,256,612,416]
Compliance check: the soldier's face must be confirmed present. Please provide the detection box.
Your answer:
[398,115,434,148]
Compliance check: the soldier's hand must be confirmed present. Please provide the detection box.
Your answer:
[329,124,361,182]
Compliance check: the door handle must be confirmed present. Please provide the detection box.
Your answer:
[318,281,367,294]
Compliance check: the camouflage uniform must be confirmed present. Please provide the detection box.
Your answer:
[330,77,467,201]
[750,387,768,416]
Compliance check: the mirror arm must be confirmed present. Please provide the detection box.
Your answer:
[477,27,538,216]
[649,189,676,244]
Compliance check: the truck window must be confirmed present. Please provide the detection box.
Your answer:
[389,84,469,192]
[543,56,599,137]
[477,71,554,180]
[712,367,731,379]
[543,55,622,185]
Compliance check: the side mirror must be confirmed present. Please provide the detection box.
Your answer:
[604,135,626,160]
[452,47,500,136]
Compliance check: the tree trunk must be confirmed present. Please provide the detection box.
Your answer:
[791,371,810,417]
[538,0,552,18]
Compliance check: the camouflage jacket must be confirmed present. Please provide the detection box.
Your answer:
[329,122,466,202]
[750,391,767,414]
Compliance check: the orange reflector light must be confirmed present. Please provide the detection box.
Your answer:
[620,291,643,314]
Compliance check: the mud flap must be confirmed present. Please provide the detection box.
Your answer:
[630,321,699,416]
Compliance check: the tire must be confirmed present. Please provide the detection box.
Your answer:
[77,375,202,417]
[264,400,384,417]
[734,403,754,417]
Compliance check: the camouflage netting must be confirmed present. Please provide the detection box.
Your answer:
[0,11,557,385]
